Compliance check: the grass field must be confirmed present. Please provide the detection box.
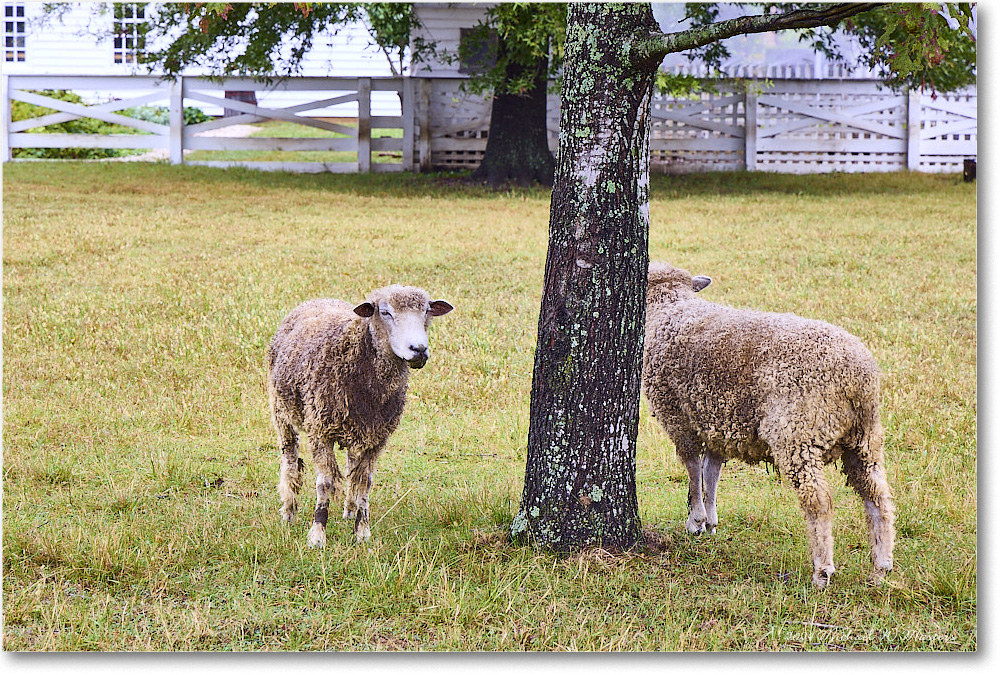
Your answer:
[184,120,404,164]
[2,164,976,651]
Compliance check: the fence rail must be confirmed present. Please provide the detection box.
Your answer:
[2,74,977,174]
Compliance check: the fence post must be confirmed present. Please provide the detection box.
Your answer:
[418,78,431,172]
[906,88,921,171]
[169,76,184,165]
[401,77,414,171]
[744,88,757,171]
[1,75,11,162]
[357,77,371,173]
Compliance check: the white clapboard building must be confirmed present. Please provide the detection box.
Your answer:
[2,1,409,115]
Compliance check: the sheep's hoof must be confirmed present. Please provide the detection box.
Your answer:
[811,567,834,589]
[686,519,707,535]
[706,525,717,535]
[307,523,327,549]
[868,567,891,586]
[280,507,297,524]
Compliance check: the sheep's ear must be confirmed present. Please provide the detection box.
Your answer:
[429,300,453,316]
[353,302,376,317]
[692,276,712,292]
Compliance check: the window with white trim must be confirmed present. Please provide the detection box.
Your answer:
[113,3,147,64]
[4,3,26,63]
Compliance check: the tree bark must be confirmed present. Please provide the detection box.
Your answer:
[511,3,660,551]
[471,50,555,187]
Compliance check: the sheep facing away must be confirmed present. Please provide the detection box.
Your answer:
[641,262,895,588]
[267,284,453,546]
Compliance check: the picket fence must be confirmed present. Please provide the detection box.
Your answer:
[2,72,977,174]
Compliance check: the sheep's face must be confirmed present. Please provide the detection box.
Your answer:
[354,286,453,369]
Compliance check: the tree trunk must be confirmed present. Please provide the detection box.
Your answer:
[471,51,555,187]
[511,3,660,551]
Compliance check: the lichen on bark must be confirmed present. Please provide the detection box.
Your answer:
[513,3,661,552]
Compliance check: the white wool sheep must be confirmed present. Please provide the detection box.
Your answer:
[642,262,895,588]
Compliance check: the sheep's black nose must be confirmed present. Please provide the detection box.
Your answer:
[407,345,429,369]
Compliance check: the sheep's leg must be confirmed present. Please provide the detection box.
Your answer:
[684,455,707,534]
[306,435,344,549]
[779,448,836,589]
[702,451,724,534]
[342,451,357,520]
[674,434,708,534]
[276,422,304,524]
[345,443,385,542]
[841,418,895,585]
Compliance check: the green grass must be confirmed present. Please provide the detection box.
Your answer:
[185,120,404,164]
[2,164,976,651]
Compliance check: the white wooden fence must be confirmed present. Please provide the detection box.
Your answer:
[2,75,412,173]
[421,77,977,174]
[2,73,977,174]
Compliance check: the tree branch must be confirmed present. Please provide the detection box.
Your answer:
[630,3,886,70]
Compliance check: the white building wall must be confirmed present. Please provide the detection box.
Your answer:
[3,2,404,115]
[409,3,489,78]
[4,2,117,75]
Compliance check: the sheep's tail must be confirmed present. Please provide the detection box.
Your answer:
[265,335,284,427]
[848,396,883,463]
[839,363,889,488]
[266,335,279,374]
[840,352,882,451]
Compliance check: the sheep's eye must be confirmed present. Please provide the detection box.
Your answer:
[380,309,393,318]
